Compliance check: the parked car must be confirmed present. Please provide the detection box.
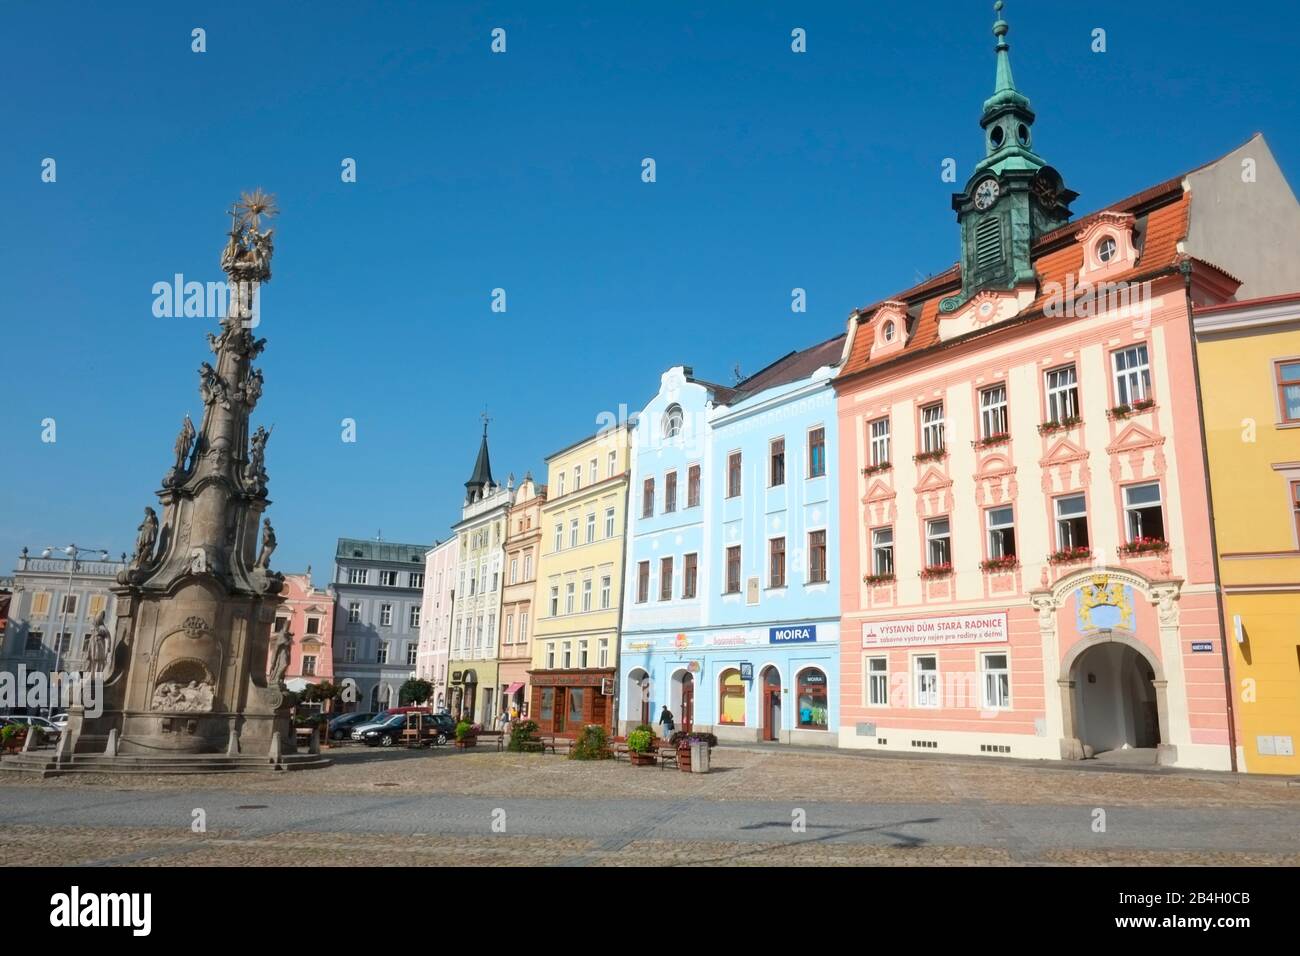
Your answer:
[356,712,446,747]
[327,712,375,740]
[51,713,69,731]
[2,715,58,734]
[427,713,457,745]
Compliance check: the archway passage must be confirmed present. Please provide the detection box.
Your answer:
[627,669,651,727]
[671,671,695,732]
[761,666,781,741]
[1073,642,1161,760]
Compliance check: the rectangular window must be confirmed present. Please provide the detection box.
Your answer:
[598,638,609,668]
[380,604,392,627]
[986,506,1016,560]
[406,644,418,667]
[589,458,598,485]
[872,527,894,576]
[1113,344,1152,406]
[305,617,320,635]
[769,537,786,588]
[687,464,701,507]
[546,644,556,670]
[926,518,951,568]
[600,575,611,609]
[573,465,582,491]
[586,512,596,543]
[981,653,1011,709]
[303,655,317,676]
[344,640,356,663]
[980,384,1008,439]
[568,687,584,724]
[607,450,617,478]
[1054,494,1090,550]
[565,582,575,614]
[1278,360,1300,423]
[579,641,589,669]
[348,568,368,585]
[409,605,421,628]
[769,437,786,487]
[1124,482,1165,543]
[869,417,891,466]
[808,427,826,478]
[523,553,533,580]
[637,561,650,603]
[914,655,939,708]
[379,570,398,587]
[920,403,945,454]
[348,601,360,624]
[554,522,563,552]
[25,631,43,654]
[727,451,742,498]
[520,611,528,642]
[659,557,673,601]
[558,473,566,496]
[642,478,655,518]
[377,641,390,664]
[808,530,827,584]
[61,593,78,616]
[562,642,572,669]
[604,507,615,538]
[867,657,889,706]
[664,471,678,513]
[510,558,518,584]
[31,592,51,616]
[409,571,424,589]
[725,546,741,594]
[505,614,514,645]
[683,553,698,599]
[1045,365,1079,423]
[582,578,593,612]
[549,586,559,616]
[569,518,579,548]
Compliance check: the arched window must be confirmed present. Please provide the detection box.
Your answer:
[662,404,684,439]
[719,668,746,726]
[882,320,895,342]
[1097,236,1117,263]
[796,668,828,730]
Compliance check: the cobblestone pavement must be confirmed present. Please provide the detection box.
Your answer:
[2,747,1296,866]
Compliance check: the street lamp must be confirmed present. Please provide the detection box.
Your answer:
[42,544,111,718]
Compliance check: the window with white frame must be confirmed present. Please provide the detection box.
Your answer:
[505,614,514,645]
[914,655,939,707]
[379,604,393,627]
[407,643,418,667]
[872,527,894,576]
[554,522,564,552]
[546,642,556,668]
[377,641,390,664]
[586,511,596,543]
[664,471,677,513]
[348,568,368,585]
[980,384,1008,439]
[607,450,617,478]
[662,404,684,439]
[867,657,889,706]
[986,506,1016,560]
[869,417,891,466]
[510,557,518,584]
[379,570,398,587]
[604,507,615,538]
[550,586,560,616]
[598,637,609,668]
[600,575,611,609]
[409,571,424,589]
[1054,494,1089,550]
[523,552,533,580]
[348,601,361,624]
[565,581,575,614]
[344,640,356,663]
[981,653,1010,709]
[1112,344,1151,406]
[925,518,951,568]
[569,518,579,548]
[920,403,945,454]
[558,473,566,496]
[409,605,421,628]
[579,641,589,668]
[589,458,597,485]
[520,611,528,642]
[574,465,582,491]
[303,655,317,676]
[1123,482,1165,543]
[1045,365,1079,423]
[562,642,572,668]
[582,578,592,612]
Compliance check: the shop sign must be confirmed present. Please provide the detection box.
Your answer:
[862,612,1008,647]
[770,625,817,644]
[739,662,753,681]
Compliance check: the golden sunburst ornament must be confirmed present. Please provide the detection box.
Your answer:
[229,188,279,229]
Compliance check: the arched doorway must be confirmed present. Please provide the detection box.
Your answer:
[369,684,381,712]
[377,684,393,711]
[1071,642,1162,757]
[462,670,478,723]
[761,666,781,741]
[626,669,651,727]
[719,668,747,728]
[671,670,694,732]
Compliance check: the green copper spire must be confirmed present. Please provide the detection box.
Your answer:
[984,0,1030,114]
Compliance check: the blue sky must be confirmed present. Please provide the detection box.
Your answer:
[3,0,1298,577]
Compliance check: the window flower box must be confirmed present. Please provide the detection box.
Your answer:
[973,432,1010,449]
[1038,416,1082,435]
[861,461,892,477]
[1048,546,1093,565]
[863,572,896,585]
[912,449,947,464]
[1107,398,1156,420]
[979,555,1019,572]
[1119,537,1169,555]
[919,564,953,580]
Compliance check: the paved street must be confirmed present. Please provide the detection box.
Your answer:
[2,747,1297,865]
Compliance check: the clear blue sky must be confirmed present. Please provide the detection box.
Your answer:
[3,0,1298,577]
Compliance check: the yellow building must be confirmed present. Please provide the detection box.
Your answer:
[528,424,631,736]
[1195,292,1300,774]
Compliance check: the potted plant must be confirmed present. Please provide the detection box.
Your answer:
[863,572,896,585]
[1,723,26,754]
[912,448,947,464]
[919,563,953,580]
[626,728,657,766]
[671,731,716,773]
[979,555,1019,572]
[454,720,480,749]
[974,432,1010,449]
[1119,536,1169,556]
[1048,545,1092,564]
[861,461,892,477]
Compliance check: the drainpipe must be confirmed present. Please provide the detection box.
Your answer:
[1182,262,1239,772]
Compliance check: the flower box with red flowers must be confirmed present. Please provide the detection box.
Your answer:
[973,432,1010,449]
[861,461,892,477]
[1107,398,1156,420]
[912,449,947,464]
[863,572,896,586]
[919,564,953,580]
[1037,415,1082,435]
[1048,546,1093,565]
[979,555,1019,572]
[1119,537,1169,555]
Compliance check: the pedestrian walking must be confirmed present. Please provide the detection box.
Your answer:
[658,705,675,741]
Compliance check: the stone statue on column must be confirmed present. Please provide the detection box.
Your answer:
[131,507,159,569]
[255,518,277,570]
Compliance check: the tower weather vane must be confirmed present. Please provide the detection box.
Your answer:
[228,187,279,230]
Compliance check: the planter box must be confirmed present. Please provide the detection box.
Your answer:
[629,751,657,766]
[454,737,478,749]
[689,741,711,773]
[677,745,692,772]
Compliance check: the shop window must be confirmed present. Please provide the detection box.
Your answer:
[719,668,746,725]
[981,653,1010,709]
[568,687,584,724]
[540,687,554,722]
[797,668,828,729]
[866,657,888,706]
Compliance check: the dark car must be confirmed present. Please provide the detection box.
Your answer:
[358,712,452,748]
[327,712,376,740]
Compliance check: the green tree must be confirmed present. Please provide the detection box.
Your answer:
[399,678,433,705]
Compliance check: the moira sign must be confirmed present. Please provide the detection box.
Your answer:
[862,612,1008,648]
[769,625,817,644]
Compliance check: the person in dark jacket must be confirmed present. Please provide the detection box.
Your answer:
[658,705,675,740]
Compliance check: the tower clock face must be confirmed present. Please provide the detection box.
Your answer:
[974,178,1001,210]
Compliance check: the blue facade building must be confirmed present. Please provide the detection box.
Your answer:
[619,336,844,745]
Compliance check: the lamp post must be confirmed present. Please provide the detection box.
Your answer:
[41,544,110,718]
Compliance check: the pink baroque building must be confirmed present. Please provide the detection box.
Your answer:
[270,571,336,691]
[417,537,458,709]
[833,7,1300,771]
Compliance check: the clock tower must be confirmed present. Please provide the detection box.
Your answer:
[943,2,1077,314]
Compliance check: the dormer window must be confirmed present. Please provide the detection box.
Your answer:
[1097,236,1117,263]
[882,320,895,342]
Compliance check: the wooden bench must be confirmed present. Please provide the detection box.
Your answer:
[538,735,573,756]
[657,746,679,770]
